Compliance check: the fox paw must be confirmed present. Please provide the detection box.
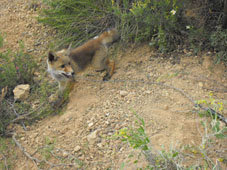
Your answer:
[103,73,111,81]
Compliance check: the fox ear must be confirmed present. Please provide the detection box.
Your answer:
[48,51,55,62]
[67,43,72,56]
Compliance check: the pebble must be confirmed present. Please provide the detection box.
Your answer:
[74,146,81,152]
[87,130,97,141]
[120,90,128,97]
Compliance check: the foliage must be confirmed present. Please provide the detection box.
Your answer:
[115,112,150,151]
[39,0,227,66]
[39,0,185,52]
[0,38,58,136]
[0,137,14,169]
[0,42,37,94]
[210,27,227,64]
[0,40,36,135]
[115,106,226,169]
[39,0,114,47]
[0,33,3,48]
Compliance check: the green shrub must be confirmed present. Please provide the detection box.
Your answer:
[39,0,185,51]
[0,42,37,94]
[39,0,227,61]
[113,0,185,52]
[210,27,227,64]
[0,40,38,136]
[39,0,114,47]
[0,33,3,48]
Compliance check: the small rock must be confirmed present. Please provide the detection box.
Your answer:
[88,122,94,127]
[87,130,97,141]
[74,146,81,152]
[62,151,68,158]
[13,84,30,101]
[198,82,203,87]
[97,143,102,148]
[21,137,25,141]
[120,90,128,97]
[145,90,151,94]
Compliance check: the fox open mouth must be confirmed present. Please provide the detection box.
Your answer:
[62,73,71,79]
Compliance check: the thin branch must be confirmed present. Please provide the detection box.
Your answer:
[11,103,45,123]
[12,134,77,169]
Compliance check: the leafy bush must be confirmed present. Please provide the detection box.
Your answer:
[210,27,227,64]
[0,42,37,94]
[39,0,114,47]
[0,38,38,135]
[113,0,185,52]
[39,0,185,51]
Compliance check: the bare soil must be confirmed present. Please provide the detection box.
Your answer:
[1,0,226,169]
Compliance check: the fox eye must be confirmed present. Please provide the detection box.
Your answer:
[61,64,65,68]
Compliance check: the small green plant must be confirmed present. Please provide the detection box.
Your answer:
[40,136,55,160]
[0,137,14,169]
[115,105,226,169]
[114,111,182,169]
[0,33,3,47]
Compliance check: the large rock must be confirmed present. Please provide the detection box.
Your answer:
[13,84,30,101]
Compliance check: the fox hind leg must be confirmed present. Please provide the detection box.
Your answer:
[103,59,115,81]
[91,46,115,81]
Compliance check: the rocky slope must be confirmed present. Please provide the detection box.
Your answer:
[1,0,226,169]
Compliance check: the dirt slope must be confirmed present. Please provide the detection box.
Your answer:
[1,0,226,169]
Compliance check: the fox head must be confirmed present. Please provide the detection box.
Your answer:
[47,49,74,83]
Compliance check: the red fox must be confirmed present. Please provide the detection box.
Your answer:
[47,29,120,93]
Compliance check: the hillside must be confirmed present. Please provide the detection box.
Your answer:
[0,0,226,169]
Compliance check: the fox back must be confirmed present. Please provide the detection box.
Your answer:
[69,28,119,72]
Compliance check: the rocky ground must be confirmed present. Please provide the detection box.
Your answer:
[1,0,226,170]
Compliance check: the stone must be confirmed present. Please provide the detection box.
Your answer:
[120,90,128,97]
[198,82,203,87]
[87,130,97,141]
[74,145,81,152]
[13,84,30,101]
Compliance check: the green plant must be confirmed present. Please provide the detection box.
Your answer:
[0,33,3,48]
[210,26,227,64]
[115,106,226,169]
[39,0,185,51]
[114,111,182,169]
[0,41,37,136]
[0,42,37,93]
[0,39,59,136]
[0,137,14,169]
[39,0,114,47]
[187,26,209,54]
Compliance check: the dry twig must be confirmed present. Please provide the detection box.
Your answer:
[12,134,77,169]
